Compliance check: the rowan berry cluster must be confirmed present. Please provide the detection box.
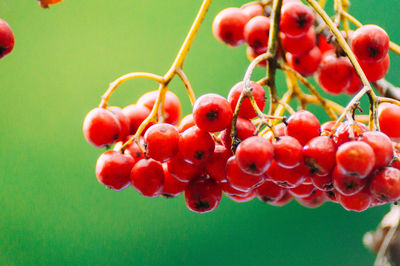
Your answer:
[82,0,400,214]
[213,0,389,95]
[0,18,14,59]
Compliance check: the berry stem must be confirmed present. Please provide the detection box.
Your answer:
[175,68,196,105]
[99,72,164,108]
[373,80,400,101]
[265,0,283,114]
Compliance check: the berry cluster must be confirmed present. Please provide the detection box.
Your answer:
[212,1,390,96]
[0,18,14,59]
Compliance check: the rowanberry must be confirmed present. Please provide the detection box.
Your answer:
[228,81,266,119]
[130,158,164,197]
[316,34,334,55]
[108,106,131,141]
[227,191,256,203]
[280,27,315,55]
[296,189,327,208]
[286,110,320,146]
[286,46,321,76]
[358,53,390,82]
[351,25,389,62]
[303,136,336,176]
[0,19,14,59]
[310,173,333,191]
[333,121,368,146]
[167,156,203,182]
[370,167,400,202]
[220,117,256,149]
[280,2,314,38]
[244,16,271,52]
[242,3,264,19]
[95,150,135,191]
[332,166,366,196]
[178,126,215,165]
[226,156,265,192]
[267,161,307,188]
[221,181,252,197]
[269,191,293,206]
[193,93,233,133]
[378,103,400,141]
[205,145,232,183]
[360,131,393,169]
[337,189,371,212]
[161,164,187,198]
[289,183,315,198]
[144,123,180,162]
[273,136,303,169]
[122,104,152,135]
[178,114,195,133]
[212,8,248,47]
[184,176,222,213]
[256,180,285,203]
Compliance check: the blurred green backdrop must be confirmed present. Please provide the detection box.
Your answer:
[0,0,399,265]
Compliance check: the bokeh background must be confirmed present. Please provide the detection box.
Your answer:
[0,0,399,265]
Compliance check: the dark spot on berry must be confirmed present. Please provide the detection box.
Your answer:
[248,163,258,172]
[380,193,388,200]
[161,193,174,198]
[195,151,204,160]
[0,46,5,56]
[113,134,119,141]
[262,196,273,202]
[294,58,300,65]
[296,14,308,28]
[195,200,210,210]
[254,40,262,49]
[135,152,142,158]
[206,110,218,121]
[224,32,234,44]
[345,181,356,190]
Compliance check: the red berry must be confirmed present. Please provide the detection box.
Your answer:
[114,136,145,161]
[244,16,271,52]
[0,19,14,59]
[317,53,354,94]
[144,123,179,162]
[236,136,274,175]
[220,117,256,149]
[310,173,333,191]
[221,181,251,197]
[317,34,335,55]
[83,108,121,148]
[193,93,233,133]
[205,145,232,183]
[256,180,285,203]
[336,141,375,178]
[212,8,248,47]
[320,120,337,135]
[137,90,181,125]
[344,70,363,95]
[227,191,256,203]
[167,156,203,182]
[332,166,366,196]
[130,158,164,197]
[286,46,321,76]
[228,81,265,119]
[333,121,368,146]
[289,183,315,198]
[226,156,265,192]
[185,176,222,213]
[280,27,316,55]
[161,164,187,198]
[178,126,215,165]
[273,136,303,169]
[359,53,390,82]
[370,167,400,202]
[286,110,320,146]
[107,106,131,141]
[242,4,264,19]
[122,104,152,135]
[95,151,135,191]
[269,191,293,206]
[379,103,400,141]
[303,136,336,175]
[267,161,307,188]
[326,190,338,202]
[178,114,195,133]
[360,131,393,169]
[337,189,371,212]
[280,2,314,38]
[351,25,389,62]
[297,189,327,208]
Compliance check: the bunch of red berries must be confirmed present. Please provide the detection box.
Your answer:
[83,77,400,213]
[0,18,14,59]
[212,0,390,96]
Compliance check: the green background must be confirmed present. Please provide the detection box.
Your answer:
[0,0,399,265]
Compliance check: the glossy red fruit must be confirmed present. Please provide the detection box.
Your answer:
[221,181,251,196]
[370,167,400,202]
[185,177,222,213]
[256,180,285,203]
[244,16,271,52]
[161,164,187,198]
[0,19,14,59]
[167,156,203,182]
[280,2,314,38]
[317,53,354,94]
[264,123,287,141]
[326,190,338,203]
[273,136,303,169]
[212,8,248,47]
[193,93,233,133]
[336,141,375,178]
[220,117,256,149]
[178,114,195,133]
[130,158,164,197]
[137,90,181,125]
[267,161,307,188]
[228,81,265,119]
[95,151,135,191]
[246,46,267,67]
[280,27,315,55]
[236,136,274,175]
[360,131,393,169]
[344,70,363,95]
[351,25,389,62]
[122,104,152,134]
[114,136,145,161]
[242,3,264,19]
[317,34,335,55]
[107,106,131,141]
[286,110,320,146]
[269,191,293,206]
[205,145,232,183]
[333,121,368,146]
[178,126,215,165]
[289,183,315,198]
[286,46,322,76]
[332,166,366,196]
[337,189,371,212]
[227,191,256,203]
[83,108,121,148]
[303,136,336,176]
[144,123,179,162]
[359,54,390,82]
[320,121,337,135]
[310,173,333,191]
[297,189,327,208]
[226,156,265,192]
[378,103,400,141]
